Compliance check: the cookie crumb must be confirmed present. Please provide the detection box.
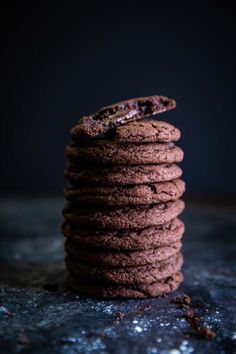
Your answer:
[184,311,216,340]
[18,334,30,345]
[201,327,216,340]
[185,311,201,330]
[115,311,125,319]
[137,304,152,314]
[171,294,191,307]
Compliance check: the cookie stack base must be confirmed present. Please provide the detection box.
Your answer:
[63,221,184,298]
[67,272,184,299]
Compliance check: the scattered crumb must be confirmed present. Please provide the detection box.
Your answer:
[201,327,216,340]
[185,311,201,329]
[171,294,191,307]
[171,293,217,340]
[136,304,152,314]
[185,311,216,340]
[115,311,124,319]
[18,334,30,345]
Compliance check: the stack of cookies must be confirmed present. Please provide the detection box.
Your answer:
[62,95,185,298]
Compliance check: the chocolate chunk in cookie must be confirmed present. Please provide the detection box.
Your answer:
[71,95,176,138]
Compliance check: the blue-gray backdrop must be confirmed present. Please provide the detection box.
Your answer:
[1,1,235,196]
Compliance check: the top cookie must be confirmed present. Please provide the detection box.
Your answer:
[71,95,176,138]
[114,119,181,143]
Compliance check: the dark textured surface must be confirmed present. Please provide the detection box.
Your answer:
[0,197,235,354]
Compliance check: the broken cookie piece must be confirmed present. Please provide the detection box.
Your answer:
[71,95,176,138]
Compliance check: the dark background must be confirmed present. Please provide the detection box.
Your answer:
[1,0,235,197]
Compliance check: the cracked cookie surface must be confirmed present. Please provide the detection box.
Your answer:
[64,179,185,206]
[63,199,185,229]
[62,218,184,251]
[114,119,181,143]
[65,163,182,186]
[66,141,184,165]
[65,239,182,267]
[65,253,183,285]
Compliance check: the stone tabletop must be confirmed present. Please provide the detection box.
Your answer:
[0,197,235,354]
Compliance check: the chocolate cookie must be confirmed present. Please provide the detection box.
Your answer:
[66,141,184,165]
[65,252,183,285]
[62,218,184,251]
[72,95,176,138]
[64,179,185,206]
[67,271,183,298]
[114,119,181,143]
[65,163,182,186]
[65,239,182,267]
[63,199,185,229]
